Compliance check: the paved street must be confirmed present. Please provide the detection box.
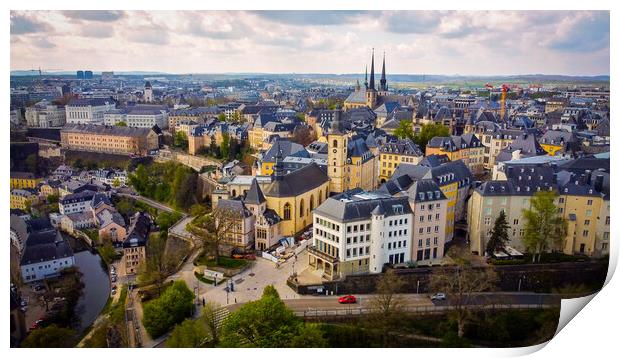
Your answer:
[191,249,309,308]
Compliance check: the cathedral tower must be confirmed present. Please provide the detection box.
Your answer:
[365,49,377,108]
[379,52,388,96]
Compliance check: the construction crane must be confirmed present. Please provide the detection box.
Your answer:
[28,67,63,76]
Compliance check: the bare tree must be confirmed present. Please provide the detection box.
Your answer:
[137,233,171,296]
[187,206,243,265]
[369,269,406,328]
[430,247,499,338]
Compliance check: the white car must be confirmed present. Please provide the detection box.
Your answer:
[430,293,447,301]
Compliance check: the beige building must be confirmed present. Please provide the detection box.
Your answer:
[60,124,159,155]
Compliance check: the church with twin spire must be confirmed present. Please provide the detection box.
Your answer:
[344,49,390,110]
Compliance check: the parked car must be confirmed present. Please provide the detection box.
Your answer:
[33,284,45,292]
[338,295,357,304]
[111,289,117,296]
[111,277,117,283]
[430,293,446,301]
[30,319,44,330]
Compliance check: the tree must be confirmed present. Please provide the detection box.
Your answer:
[369,269,405,328]
[219,286,323,347]
[25,153,39,174]
[137,233,171,296]
[292,125,316,146]
[200,301,223,347]
[166,318,208,348]
[220,133,230,160]
[413,123,450,151]
[115,121,127,127]
[394,120,414,141]
[173,131,189,151]
[485,210,511,256]
[290,323,328,348]
[112,177,121,188]
[142,281,194,338]
[430,247,499,338]
[188,206,243,265]
[522,190,568,263]
[21,324,76,348]
[217,113,226,122]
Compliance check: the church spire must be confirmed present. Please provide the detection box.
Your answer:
[364,65,368,89]
[380,51,387,92]
[369,48,376,90]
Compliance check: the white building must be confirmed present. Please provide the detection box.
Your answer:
[58,190,95,215]
[25,100,66,128]
[66,98,116,124]
[126,108,168,129]
[20,229,75,283]
[103,109,128,125]
[310,192,414,280]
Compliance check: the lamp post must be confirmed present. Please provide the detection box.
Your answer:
[416,280,420,294]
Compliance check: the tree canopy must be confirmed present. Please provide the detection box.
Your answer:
[128,162,197,211]
[142,281,195,338]
[21,324,76,348]
[219,286,327,348]
[522,190,568,262]
[414,123,450,151]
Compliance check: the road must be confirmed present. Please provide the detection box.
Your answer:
[226,292,561,313]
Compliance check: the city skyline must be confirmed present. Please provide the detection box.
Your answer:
[10,10,610,76]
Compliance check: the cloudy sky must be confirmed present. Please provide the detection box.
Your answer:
[10,10,610,76]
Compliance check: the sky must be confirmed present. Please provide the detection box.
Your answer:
[10,10,610,76]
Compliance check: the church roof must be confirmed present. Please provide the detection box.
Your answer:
[265,162,329,198]
[345,88,367,104]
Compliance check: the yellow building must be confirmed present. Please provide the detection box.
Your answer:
[60,124,159,156]
[327,116,378,193]
[257,139,306,176]
[464,122,522,170]
[425,134,485,175]
[264,159,330,236]
[539,130,575,156]
[468,170,609,257]
[378,139,423,183]
[10,172,42,190]
[10,189,38,210]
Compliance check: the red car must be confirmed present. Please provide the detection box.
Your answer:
[338,295,357,304]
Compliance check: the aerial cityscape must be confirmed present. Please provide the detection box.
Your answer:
[9,9,610,349]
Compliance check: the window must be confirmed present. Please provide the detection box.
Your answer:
[484,217,491,225]
[583,230,589,237]
[586,210,592,217]
[584,220,590,226]
[559,197,565,203]
[484,207,492,215]
[513,219,519,225]
[418,240,422,248]
[426,238,431,247]
[587,199,593,206]
[283,203,291,220]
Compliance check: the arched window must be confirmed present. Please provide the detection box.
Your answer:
[232,189,237,197]
[283,203,291,220]
[310,195,315,210]
[299,199,305,218]
[319,190,323,204]
[333,140,338,147]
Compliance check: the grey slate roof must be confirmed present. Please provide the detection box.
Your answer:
[20,230,73,266]
[379,139,423,156]
[314,195,411,223]
[123,212,151,248]
[244,178,266,205]
[217,199,253,218]
[266,162,329,198]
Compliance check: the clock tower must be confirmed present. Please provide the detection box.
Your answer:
[327,109,347,194]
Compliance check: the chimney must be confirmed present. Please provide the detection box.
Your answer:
[584,170,592,185]
[552,173,558,184]
[594,175,604,192]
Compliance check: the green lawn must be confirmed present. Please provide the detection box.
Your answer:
[195,255,247,269]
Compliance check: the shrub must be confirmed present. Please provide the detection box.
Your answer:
[142,281,195,338]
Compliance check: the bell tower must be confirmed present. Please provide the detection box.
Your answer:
[327,109,347,194]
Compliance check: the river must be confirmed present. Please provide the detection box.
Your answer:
[74,250,111,333]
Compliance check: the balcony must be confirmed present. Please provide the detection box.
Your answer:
[308,245,339,264]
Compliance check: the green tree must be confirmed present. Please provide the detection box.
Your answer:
[220,133,230,159]
[112,177,121,188]
[217,113,226,121]
[394,120,414,141]
[290,323,329,348]
[173,131,189,151]
[142,281,194,338]
[485,210,511,256]
[166,318,208,348]
[25,153,39,174]
[414,123,450,151]
[522,191,568,262]
[115,121,127,127]
[219,286,317,347]
[21,324,76,348]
